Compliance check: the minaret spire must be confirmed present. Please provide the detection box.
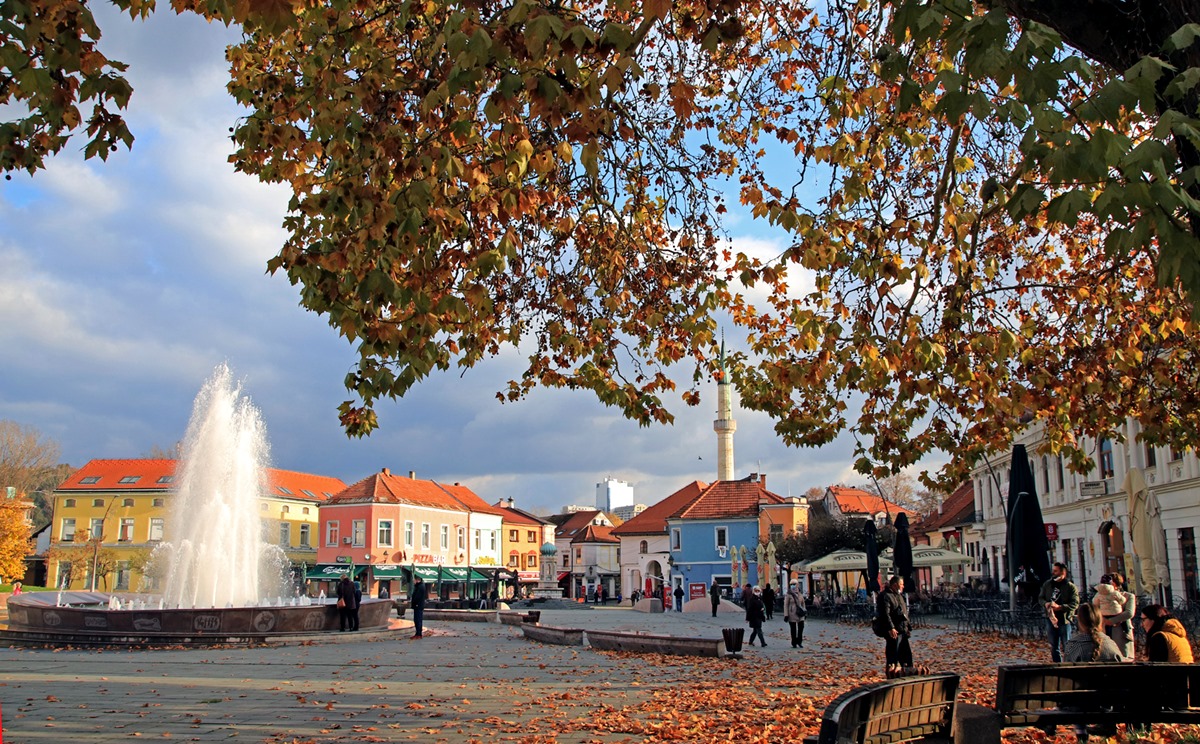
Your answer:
[714,334,737,481]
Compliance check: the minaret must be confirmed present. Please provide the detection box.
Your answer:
[713,337,737,481]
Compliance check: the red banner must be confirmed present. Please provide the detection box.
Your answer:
[1045,523,1058,540]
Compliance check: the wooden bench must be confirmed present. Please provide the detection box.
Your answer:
[803,673,960,744]
[996,663,1200,732]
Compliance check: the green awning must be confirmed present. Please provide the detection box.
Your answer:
[371,565,406,579]
[305,564,366,580]
[406,566,440,581]
[468,569,491,582]
[441,566,469,581]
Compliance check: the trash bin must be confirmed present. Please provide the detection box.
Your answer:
[722,627,745,654]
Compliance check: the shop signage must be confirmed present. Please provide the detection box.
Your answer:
[689,583,707,600]
[1080,481,1107,498]
[335,556,353,563]
[1045,523,1059,540]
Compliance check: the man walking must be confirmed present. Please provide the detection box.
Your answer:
[709,580,722,617]
[410,575,427,639]
[336,575,359,632]
[762,583,776,620]
[1039,561,1079,662]
[673,584,685,612]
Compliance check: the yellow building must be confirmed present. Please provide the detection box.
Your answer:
[49,459,346,592]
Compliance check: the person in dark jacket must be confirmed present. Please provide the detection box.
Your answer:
[784,581,807,648]
[709,580,722,617]
[746,585,768,647]
[336,575,359,632]
[875,575,912,676]
[1141,604,1194,662]
[1039,561,1080,662]
[673,585,685,612]
[761,584,776,620]
[409,576,427,639]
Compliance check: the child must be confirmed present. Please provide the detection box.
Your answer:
[1092,575,1128,621]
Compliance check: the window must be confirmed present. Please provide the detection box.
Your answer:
[575,547,582,562]
[93,499,104,507]
[508,529,519,541]
[671,528,681,551]
[152,498,164,507]
[149,518,164,542]
[715,527,727,548]
[378,520,394,547]
[118,476,140,484]
[1172,446,1184,462]
[302,507,310,515]
[1146,442,1158,468]
[639,540,648,554]
[118,518,135,542]
[326,521,340,546]
[64,498,76,508]
[1041,456,1050,491]
[440,525,449,550]
[457,527,466,550]
[489,531,497,551]
[61,518,76,542]
[404,521,414,547]
[508,552,520,567]
[1056,456,1065,490]
[421,523,431,549]
[80,476,100,484]
[156,476,173,484]
[352,520,366,547]
[279,522,290,544]
[120,497,133,507]
[527,530,537,542]
[261,503,268,510]
[281,505,290,514]
[115,561,131,591]
[90,518,103,539]
[299,524,311,547]
[277,486,293,495]
[301,489,316,498]
[527,552,538,568]
[769,524,784,542]
[474,529,482,550]
[1099,438,1115,479]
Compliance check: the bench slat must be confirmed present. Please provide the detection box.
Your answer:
[817,673,959,744]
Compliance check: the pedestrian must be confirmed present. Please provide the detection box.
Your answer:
[873,575,912,677]
[378,584,390,600]
[709,580,721,617]
[1062,603,1124,740]
[336,575,359,632]
[11,581,21,595]
[1095,573,1136,659]
[784,580,806,648]
[489,588,500,609]
[761,583,776,620]
[1039,561,1079,662]
[1140,604,1194,662]
[673,584,685,612]
[410,575,427,639]
[746,585,767,647]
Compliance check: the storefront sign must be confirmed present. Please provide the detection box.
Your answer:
[335,556,353,564]
[689,583,707,600]
[1045,523,1058,540]
[1080,481,1107,498]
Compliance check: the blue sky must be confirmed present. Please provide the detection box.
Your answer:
[0,8,874,515]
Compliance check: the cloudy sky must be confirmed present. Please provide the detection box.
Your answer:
[0,8,879,514]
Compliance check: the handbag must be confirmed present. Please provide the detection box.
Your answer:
[336,598,346,608]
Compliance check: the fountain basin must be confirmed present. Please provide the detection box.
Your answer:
[3,592,394,647]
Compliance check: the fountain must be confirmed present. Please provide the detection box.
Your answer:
[4,365,392,646]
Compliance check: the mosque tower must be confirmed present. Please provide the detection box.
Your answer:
[713,337,737,481]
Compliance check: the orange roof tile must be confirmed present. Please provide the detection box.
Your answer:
[572,523,619,544]
[554,510,605,539]
[914,481,975,532]
[611,481,708,536]
[825,486,915,520]
[58,459,345,501]
[330,469,470,511]
[677,476,784,520]
[492,502,550,527]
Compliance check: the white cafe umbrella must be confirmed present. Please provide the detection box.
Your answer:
[804,549,894,572]
[881,546,971,568]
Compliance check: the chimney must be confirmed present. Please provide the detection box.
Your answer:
[409,470,416,479]
[507,497,515,508]
[760,474,767,489]
[381,467,390,476]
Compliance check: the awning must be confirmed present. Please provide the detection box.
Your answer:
[468,569,491,582]
[440,566,469,581]
[305,564,367,580]
[557,571,570,581]
[405,566,441,581]
[495,568,519,582]
[371,565,406,579]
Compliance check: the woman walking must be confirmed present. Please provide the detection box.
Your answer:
[784,581,807,648]
[874,575,912,677]
[746,585,768,647]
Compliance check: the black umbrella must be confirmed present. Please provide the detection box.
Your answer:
[863,520,881,594]
[893,513,914,593]
[1007,444,1051,609]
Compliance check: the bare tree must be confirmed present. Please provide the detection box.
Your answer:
[0,420,62,496]
[143,442,184,459]
[864,473,939,517]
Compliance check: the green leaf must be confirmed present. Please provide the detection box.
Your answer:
[1045,190,1091,227]
[1163,23,1200,53]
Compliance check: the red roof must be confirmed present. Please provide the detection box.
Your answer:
[330,469,474,510]
[611,481,708,536]
[572,523,619,544]
[492,502,550,527]
[825,486,915,521]
[677,476,784,520]
[58,459,345,501]
[555,510,606,539]
[914,481,975,532]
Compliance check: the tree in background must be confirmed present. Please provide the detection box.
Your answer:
[0,421,63,497]
[4,2,1199,488]
[0,497,33,582]
[864,473,941,519]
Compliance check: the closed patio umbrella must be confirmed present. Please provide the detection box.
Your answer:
[1007,443,1052,611]
[893,513,914,592]
[864,520,881,594]
[1146,489,1170,603]
[1124,467,1161,598]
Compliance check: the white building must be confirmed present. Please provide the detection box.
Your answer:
[972,419,1200,605]
[596,477,634,512]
